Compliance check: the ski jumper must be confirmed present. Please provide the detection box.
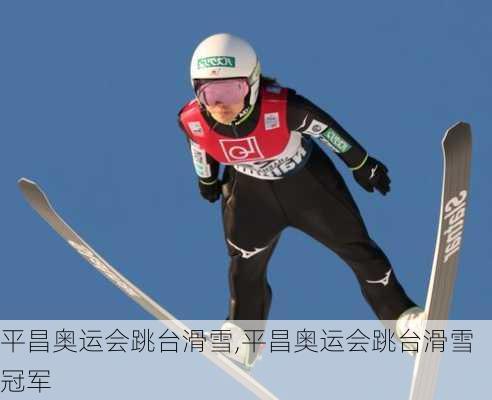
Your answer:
[178,84,417,323]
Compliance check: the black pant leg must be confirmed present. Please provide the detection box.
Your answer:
[227,236,280,321]
[274,145,417,320]
[221,169,287,322]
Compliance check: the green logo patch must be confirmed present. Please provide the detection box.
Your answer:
[322,128,352,153]
[197,56,236,69]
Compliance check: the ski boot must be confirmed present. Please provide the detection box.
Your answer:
[207,321,264,371]
[396,306,426,355]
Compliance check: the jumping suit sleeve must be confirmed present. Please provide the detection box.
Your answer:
[178,119,220,183]
[286,90,368,170]
[178,118,222,202]
[286,90,392,195]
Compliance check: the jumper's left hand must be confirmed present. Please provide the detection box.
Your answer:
[352,156,391,195]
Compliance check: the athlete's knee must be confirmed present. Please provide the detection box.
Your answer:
[332,238,387,263]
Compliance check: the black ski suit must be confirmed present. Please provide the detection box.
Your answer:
[178,83,416,326]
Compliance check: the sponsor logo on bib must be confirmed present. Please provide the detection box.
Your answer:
[188,121,204,136]
[264,112,280,130]
[219,137,264,162]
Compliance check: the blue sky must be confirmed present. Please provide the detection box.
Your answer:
[1,0,490,320]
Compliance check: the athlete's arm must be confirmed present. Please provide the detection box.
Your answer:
[178,119,222,202]
[177,119,220,181]
[286,90,368,169]
[286,90,391,195]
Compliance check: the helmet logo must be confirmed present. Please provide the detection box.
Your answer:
[197,56,236,69]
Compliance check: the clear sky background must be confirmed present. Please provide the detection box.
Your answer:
[1,0,490,320]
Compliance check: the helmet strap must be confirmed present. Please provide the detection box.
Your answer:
[234,103,255,125]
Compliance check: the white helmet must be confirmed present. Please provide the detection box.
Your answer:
[190,33,261,109]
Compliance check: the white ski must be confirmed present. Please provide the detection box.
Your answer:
[409,122,472,400]
[18,178,278,400]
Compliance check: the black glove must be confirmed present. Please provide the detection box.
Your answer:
[352,156,391,195]
[198,179,221,203]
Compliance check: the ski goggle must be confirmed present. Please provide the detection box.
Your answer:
[196,78,249,106]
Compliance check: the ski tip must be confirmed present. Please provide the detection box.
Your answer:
[18,177,37,187]
[447,121,470,131]
[18,177,45,199]
[18,178,40,193]
[18,177,39,196]
[18,177,55,214]
[442,121,472,145]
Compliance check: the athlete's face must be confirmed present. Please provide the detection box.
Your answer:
[195,78,249,124]
[204,102,244,124]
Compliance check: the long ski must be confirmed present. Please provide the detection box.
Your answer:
[18,178,278,400]
[409,122,472,400]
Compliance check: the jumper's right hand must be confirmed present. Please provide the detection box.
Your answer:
[198,179,221,203]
